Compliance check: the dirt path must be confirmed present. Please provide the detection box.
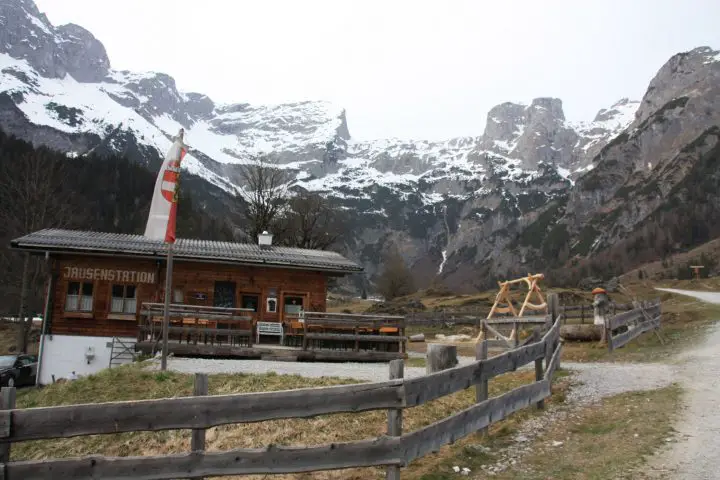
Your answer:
[645,288,720,479]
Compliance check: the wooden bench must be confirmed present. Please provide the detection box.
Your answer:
[256,321,284,345]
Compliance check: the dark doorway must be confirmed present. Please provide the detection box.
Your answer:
[241,294,259,312]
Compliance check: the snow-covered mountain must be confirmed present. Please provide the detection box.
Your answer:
[4,0,716,292]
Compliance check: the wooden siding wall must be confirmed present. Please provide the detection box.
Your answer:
[50,255,328,338]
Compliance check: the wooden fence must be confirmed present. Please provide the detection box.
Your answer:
[559,303,633,324]
[606,300,662,351]
[404,302,635,328]
[0,317,563,480]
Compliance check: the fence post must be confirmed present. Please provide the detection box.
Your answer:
[387,359,404,480]
[191,374,208,452]
[547,293,559,323]
[1,386,17,464]
[475,340,489,435]
[533,330,545,410]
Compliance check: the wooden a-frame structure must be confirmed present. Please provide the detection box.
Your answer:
[475,273,549,346]
[486,273,547,319]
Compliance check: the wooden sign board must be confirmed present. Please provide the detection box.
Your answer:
[64,267,156,284]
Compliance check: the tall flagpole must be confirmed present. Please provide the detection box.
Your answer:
[155,128,186,372]
[161,244,173,371]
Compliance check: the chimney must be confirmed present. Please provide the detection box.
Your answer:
[258,231,273,246]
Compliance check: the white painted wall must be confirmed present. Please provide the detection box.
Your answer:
[38,334,135,385]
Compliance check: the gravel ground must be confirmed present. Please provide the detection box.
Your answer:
[157,354,478,381]
[644,289,720,480]
[562,361,674,405]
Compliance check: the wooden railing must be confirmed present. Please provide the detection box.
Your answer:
[294,311,406,353]
[139,303,255,348]
[606,300,662,351]
[559,303,633,324]
[0,316,563,480]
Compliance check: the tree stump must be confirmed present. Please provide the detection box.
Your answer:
[426,344,458,374]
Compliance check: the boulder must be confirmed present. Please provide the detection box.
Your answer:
[409,333,425,342]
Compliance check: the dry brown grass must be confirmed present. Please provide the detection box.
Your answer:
[490,385,681,480]
[10,364,568,480]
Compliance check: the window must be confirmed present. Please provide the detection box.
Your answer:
[284,296,304,314]
[17,356,35,366]
[173,289,184,304]
[266,298,277,313]
[111,285,137,314]
[213,281,236,308]
[241,295,259,312]
[65,282,93,312]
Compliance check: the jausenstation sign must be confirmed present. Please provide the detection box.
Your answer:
[63,267,156,284]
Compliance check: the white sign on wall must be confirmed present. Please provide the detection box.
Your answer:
[64,267,156,284]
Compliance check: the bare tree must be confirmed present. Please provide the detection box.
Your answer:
[278,192,346,250]
[376,248,416,301]
[0,152,75,352]
[235,155,290,241]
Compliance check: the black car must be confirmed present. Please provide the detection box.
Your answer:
[0,354,38,388]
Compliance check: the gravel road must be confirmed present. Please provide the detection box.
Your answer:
[159,353,478,381]
[645,288,720,480]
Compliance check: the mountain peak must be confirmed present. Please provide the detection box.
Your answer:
[0,0,110,81]
[635,45,720,128]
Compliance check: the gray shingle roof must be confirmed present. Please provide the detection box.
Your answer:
[10,229,363,273]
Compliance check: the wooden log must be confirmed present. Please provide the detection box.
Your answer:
[386,360,404,480]
[560,324,602,342]
[1,386,16,463]
[191,374,208,452]
[4,381,405,442]
[5,436,403,480]
[408,333,425,342]
[426,344,458,374]
[402,380,551,463]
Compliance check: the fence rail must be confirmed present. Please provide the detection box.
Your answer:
[1,312,563,480]
[606,300,662,351]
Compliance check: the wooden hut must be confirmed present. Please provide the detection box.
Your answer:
[10,229,403,384]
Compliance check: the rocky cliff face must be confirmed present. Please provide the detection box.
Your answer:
[0,0,109,81]
[1,0,717,293]
[514,46,720,284]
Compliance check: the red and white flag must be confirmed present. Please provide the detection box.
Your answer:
[144,129,187,243]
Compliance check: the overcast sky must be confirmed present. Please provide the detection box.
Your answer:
[35,0,720,141]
